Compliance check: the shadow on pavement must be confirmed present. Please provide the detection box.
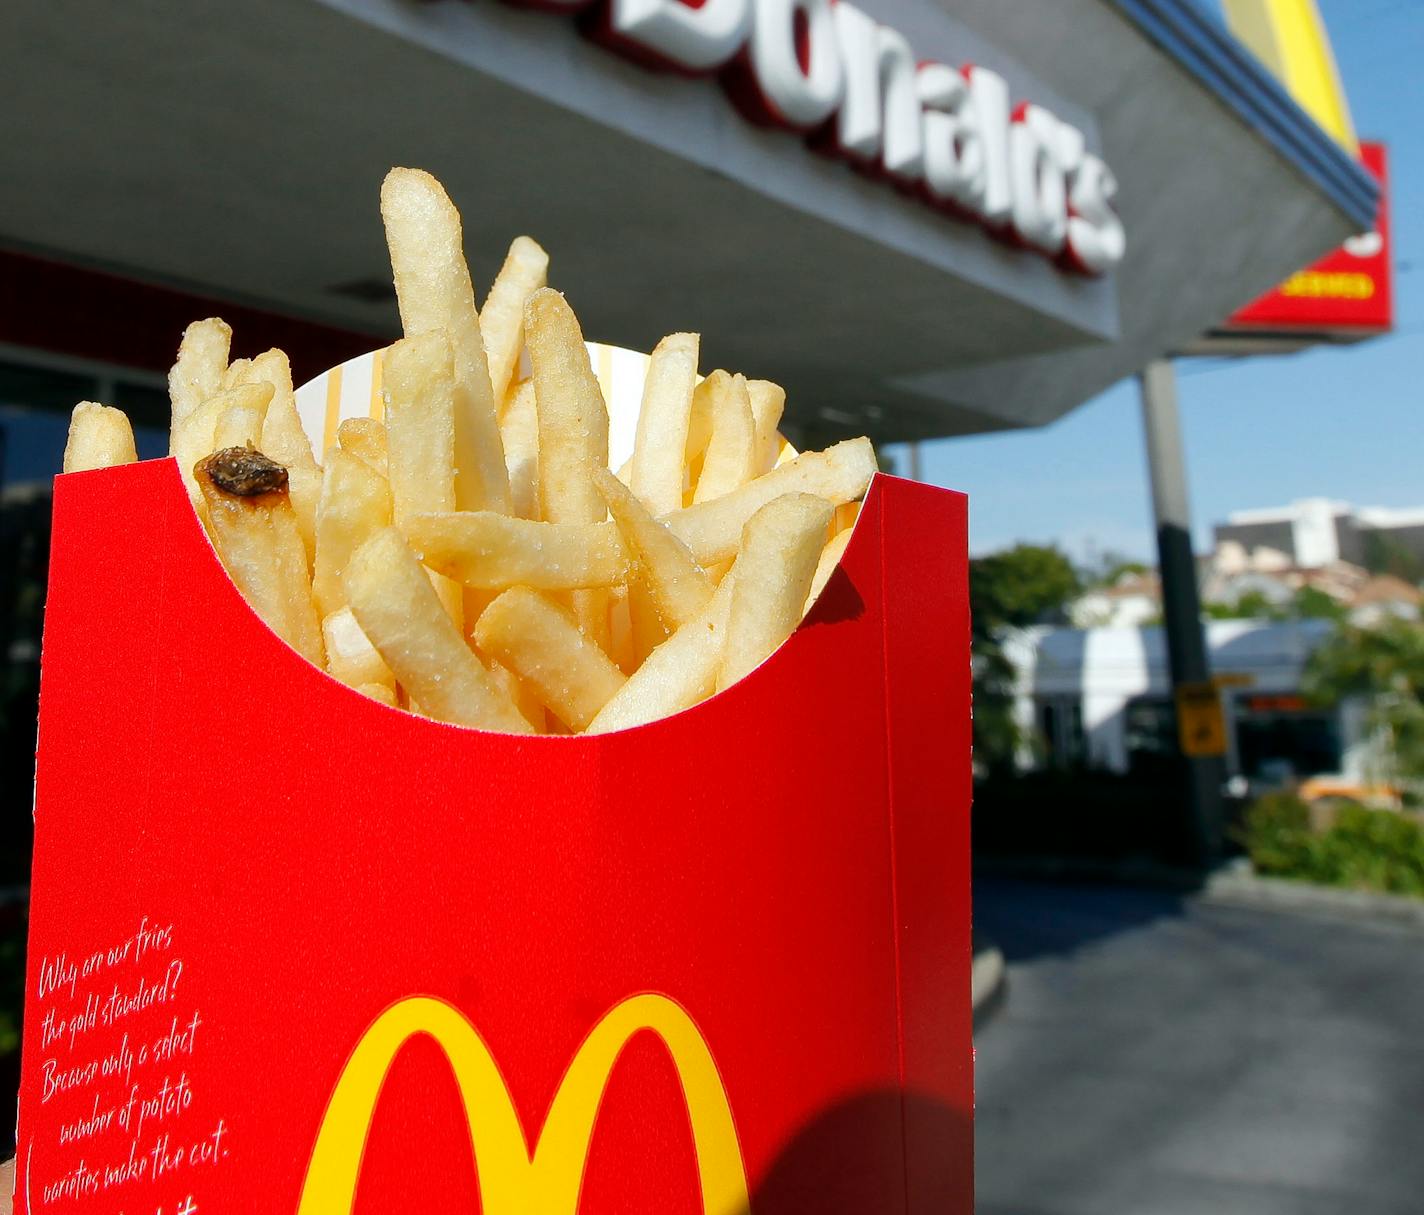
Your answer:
[975,875,1189,964]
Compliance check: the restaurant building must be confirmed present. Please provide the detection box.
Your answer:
[0,0,1380,811]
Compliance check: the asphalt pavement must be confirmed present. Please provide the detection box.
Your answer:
[973,877,1424,1215]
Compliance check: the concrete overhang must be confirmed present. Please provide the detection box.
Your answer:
[2,0,1376,443]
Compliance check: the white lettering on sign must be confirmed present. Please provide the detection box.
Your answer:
[513,0,1125,274]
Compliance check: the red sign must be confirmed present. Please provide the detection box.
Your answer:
[1228,141,1392,335]
[17,460,973,1213]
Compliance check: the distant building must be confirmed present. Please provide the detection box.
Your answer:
[1214,498,1424,571]
[1004,620,1373,789]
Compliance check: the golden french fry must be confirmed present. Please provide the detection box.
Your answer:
[356,682,398,708]
[173,383,274,512]
[212,397,268,450]
[805,527,853,612]
[524,289,611,644]
[195,448,324,668]
[344,527,530,732]
[488,660,547,731]
[718,493,832,691]
[693,373,756,504]
[249,349,320,565]
[63,403,137,473]
[629,332,698,516]
[607,584,635,674]
[403,512,629,590]
[500,378,540,520]
[586,575,735,734]
[381,168,510,514]
[663,437,876,565]
[685,371,720,474]
[168,318,231,433]
[746,379,787,475]
[592,467,712,629]
[221,358,253,390]
[474,588,626,732]
[626,577,669,669]
[313,449,393,619]
[322,606,396,694]
[383,330,464,631]
[524,289,608,524]
[337,417,389,476]
[377,329,457,523]
[482,236,549,406]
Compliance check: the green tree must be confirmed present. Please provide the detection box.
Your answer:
[969,545,1082,773]
[1304,619,1424,789]
[970,544,1082,629]
[1293,585,1349,623]
[1363,532,1424,584]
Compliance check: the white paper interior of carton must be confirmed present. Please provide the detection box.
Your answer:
[294,343,652,469]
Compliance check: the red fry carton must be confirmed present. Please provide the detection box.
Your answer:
[15,377,972,1213]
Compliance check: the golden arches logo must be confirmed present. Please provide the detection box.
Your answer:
[1222,0,1358,153]
[297,993,750,1215]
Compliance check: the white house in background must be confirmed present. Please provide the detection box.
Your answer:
[1069,572,1161,629]
[1003,620,1372,786]
[1215,498,1424,571]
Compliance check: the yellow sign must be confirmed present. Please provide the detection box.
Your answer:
[1176,682,1228,758]
[297,993,749,1215]
[1223,0,1357,154]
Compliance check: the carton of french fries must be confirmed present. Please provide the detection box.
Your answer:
[17,170,973,1213]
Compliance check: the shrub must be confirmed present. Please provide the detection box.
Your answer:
[1239,792,1424,897]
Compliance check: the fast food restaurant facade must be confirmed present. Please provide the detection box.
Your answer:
[2,0,1376,445]
[0,2,1378,794]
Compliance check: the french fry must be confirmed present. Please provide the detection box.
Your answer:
[482,236,549,406]
[337,418,389,476]
[212,397,268,450]
[629,332,698,516]
[322,606,396,694]
[524,289,609,524]
[173,383,274,512]
[663,437,876,565]
[746,379,787,475]
[381,167,510,515]
[356,682,398,708]
[586,575,736,735]
[693,373,756,504]
[63,403,137,473]
[718,493,832,691]
[313,449,393,619]
[344,527,530,733]
[488,661,547,731]
[500,379,540,520]
[805,527,853,612]
[382,330,465,631]
[524,288,611,644]
[592,467,712,630]
[221,357,253,390]
[685,372,720,474]
[195,448,325,668]
[403,512,629,590]
[474,588,627,732]
[250,349,321,566]
[167,318,231,433]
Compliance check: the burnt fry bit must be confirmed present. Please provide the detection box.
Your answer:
[198,446,290,497]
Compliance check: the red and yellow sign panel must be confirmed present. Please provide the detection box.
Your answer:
[1228,141,1392,336]
[17,460,973,1213]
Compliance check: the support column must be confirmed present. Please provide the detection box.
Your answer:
[1139,360,1226,866]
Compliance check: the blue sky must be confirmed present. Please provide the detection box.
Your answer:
[889,0,1423,562]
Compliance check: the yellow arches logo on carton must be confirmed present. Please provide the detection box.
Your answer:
[297,993,750,1215]
[1222,0,1358,154]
